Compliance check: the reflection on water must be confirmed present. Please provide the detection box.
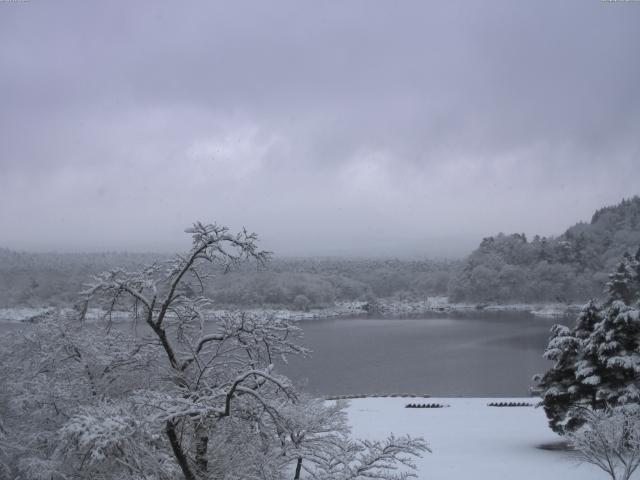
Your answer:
[278,312,566,397]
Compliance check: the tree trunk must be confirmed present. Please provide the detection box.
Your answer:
[195,422,210,477]
[294,457,303,479]
[166,420,197,480]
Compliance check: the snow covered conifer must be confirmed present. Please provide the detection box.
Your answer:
[573,301,607,410]
[633,246,640,292]
[538,249,640,436]
[605,253,638,306]
[536,301,605,434]
[585,301,640,406]
[590,248,640,407]
[535,322,582,434]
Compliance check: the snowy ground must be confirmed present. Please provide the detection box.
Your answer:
[368,297,581,318]
[0,298,580,324]
[346,397,603,480]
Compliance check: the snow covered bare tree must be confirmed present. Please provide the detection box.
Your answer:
[309,434,429,480]
[0,222,428,480]
[0,315,168,479]
[570,406,640,480]
[78,222,306,480]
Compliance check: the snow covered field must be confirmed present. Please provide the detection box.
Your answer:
[346,397,603,480]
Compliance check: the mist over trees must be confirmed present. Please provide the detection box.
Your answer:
[2,197,640,309]
[449,197,640,303]
[0,251,457,311]
[0,250,165,309]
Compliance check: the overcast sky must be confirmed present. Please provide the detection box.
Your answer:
[1,0,639,257]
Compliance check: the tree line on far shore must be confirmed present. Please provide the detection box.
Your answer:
[2,196,640,310]
[449,196,640,303]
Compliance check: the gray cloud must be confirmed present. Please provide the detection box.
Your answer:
[1,0,639,256]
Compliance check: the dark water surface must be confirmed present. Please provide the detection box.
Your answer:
[0,311,565,397]
[278,312,563,397]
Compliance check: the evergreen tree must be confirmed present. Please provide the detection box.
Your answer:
[632,246,640,293]
[537,249,640,435]
[587,247,640,406]
[573,301,607,410]
[535,324,581,434]
[535,301,602,434]
[604,253,637,306]
[585,301,640,406]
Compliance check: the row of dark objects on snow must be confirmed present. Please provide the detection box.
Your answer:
[322,394,533,408]
[405,401,534,409]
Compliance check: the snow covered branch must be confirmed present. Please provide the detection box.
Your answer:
[570,406,640,480]
[0,222,428,480]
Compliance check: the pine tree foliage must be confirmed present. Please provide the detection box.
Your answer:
[534,303,600,434]
[605,253,639,306]
[536,247,640,435]
[586,302,640,405]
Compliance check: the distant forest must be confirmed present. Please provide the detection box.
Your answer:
[450,196,640,303]
[2,196,640,309]
[0,250,457,310]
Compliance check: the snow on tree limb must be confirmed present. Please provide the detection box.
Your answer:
[0,222,427,480]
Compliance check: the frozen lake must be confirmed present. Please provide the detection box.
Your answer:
[0,311,563,397]
[279,312,561,397]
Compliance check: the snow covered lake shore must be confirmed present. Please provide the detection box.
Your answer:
[346,397,601,480]
[0,298,581,324]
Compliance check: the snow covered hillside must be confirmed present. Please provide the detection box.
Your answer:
[346,398,603,479]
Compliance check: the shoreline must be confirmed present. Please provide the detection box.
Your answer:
[0,298,582,324]
[214,297,582,321]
